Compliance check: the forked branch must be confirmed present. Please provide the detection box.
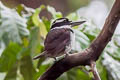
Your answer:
[39,0,120,80]
[90,61,101,80]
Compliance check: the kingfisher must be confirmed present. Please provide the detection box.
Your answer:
[33,18,85,60]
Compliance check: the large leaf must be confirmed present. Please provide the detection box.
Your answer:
[80,21,100,38]
[28,27,41,54]
[0,40,5,56]
[0,42,22,72]
[96,58,108,80]
[4,63,18,80]
[67,13,79,21]
[114,35,120,48]
[83,32,96,42]
[105,36,120,61]
[47,6,63,19]
[18,27,41,59]
[73,29,90,51]
[20,55,36,80]
[76,69,91,80]
[34,64,49,80]
[58,68,91,80]
[16,4,35,17]
[32,5,48,38]
[42,17,51,32]
[102,53,120,80]
[57,72,68,80]
[0,2,29,45]
[19,27,40,80]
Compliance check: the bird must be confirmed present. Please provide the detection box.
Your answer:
[33,18,86,60]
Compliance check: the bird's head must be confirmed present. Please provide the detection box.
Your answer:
[51,18,86,29]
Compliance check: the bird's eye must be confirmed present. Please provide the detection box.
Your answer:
[64,19,69,22]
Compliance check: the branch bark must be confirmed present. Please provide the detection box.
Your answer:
[90,61,101,80]
[39,0,120,80]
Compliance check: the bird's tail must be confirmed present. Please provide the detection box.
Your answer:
[33,51,46,60]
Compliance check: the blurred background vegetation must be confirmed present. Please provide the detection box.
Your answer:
[0,0,120,80]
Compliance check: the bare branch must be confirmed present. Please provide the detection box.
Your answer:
[39,0,120,80]
[90,61,101,80]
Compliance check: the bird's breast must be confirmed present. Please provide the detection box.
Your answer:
[65,29,75,53]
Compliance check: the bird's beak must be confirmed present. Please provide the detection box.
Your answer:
[70,21,86,27]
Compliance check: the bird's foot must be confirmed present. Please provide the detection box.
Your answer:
[53,57,57,62]
[65,53,69,58]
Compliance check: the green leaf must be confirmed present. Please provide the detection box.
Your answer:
[107,48,120,61]
[73,29,90,50]
[4,63,18,80]
[67,13,79,21]
[84,32,96,42]
[27,16,35,30]
[18,27,41,59]
[20,55,36,80]
[47,6,63,19]
[16,4,35,18]
[42,17,51,32]
[105,36,120,61]
[96,58,108,80]
[0,3,29,44]
[0,42,22,72]
[76,69,91,80]
[57,72,68,80]
[16,5,24,16]
[113,35,120,48]
[32,5,45,26]
[102,53,120,80]
[0,40,5,56]
[32,5,47,38]
[18,27,40,80]
[81,22,100,38]
[58,68,91,80]
[34,64,49,80]
[29,27,42,56]
[67,69,78,80]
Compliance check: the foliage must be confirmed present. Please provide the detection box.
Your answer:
[0,1,120,80]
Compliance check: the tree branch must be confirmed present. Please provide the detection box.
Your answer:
[39,0,120,80]
[90,61,101,80]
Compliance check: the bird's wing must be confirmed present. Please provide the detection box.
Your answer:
[44,28,71,55]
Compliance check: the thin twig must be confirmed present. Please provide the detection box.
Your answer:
[90,61,101,80]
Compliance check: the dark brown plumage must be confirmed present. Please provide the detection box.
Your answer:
[44,28,71,57]
[33,18,85,60]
